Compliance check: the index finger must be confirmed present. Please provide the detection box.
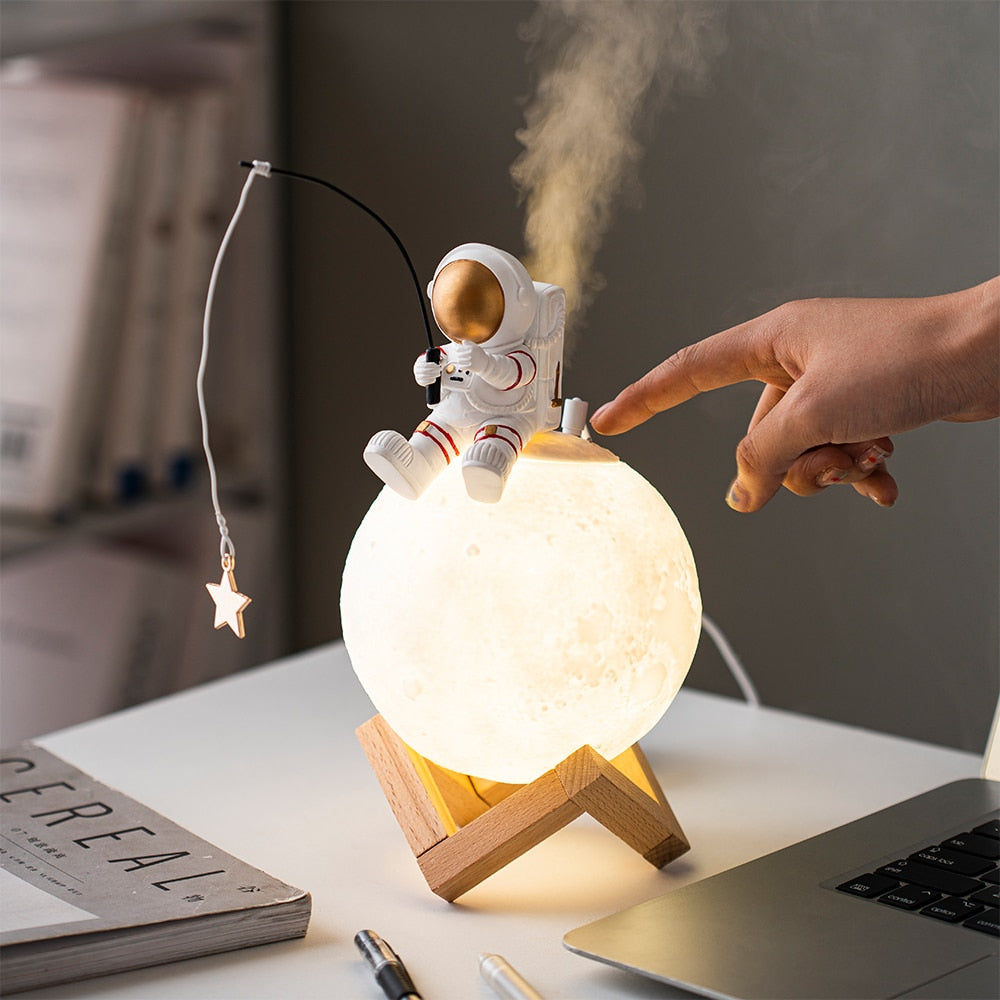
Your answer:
[590,323,787,435]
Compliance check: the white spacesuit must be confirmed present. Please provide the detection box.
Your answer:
[364,243,565,503]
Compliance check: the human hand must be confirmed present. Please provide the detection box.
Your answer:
[452,341,489,373]
[591,277,999,512]
[412,353,443,387]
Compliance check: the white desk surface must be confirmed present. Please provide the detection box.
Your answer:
[23,641,980,1000]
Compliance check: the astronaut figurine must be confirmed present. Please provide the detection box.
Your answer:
[364,243,565,503]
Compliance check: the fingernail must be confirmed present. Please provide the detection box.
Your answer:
[857,445,890,471]
[590,404,609,424]
[856,481,895,508]
[726,478,748,511]
[817,468,849,487]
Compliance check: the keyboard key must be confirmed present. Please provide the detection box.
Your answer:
[836,873,899,898]
[912,846,993,877]
[879,884,941,911]
[972,819,1000,840]
[944,832,1000,859]
[922,896,985,923]
[877,859,983,897]
[970,886,1000,907]
[982,867,1000,885]
[963,907,999,936]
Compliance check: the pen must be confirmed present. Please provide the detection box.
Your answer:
[355,929,422,1000]
[479,953,545,1000]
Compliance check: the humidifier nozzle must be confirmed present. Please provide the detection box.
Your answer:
[560,397,589,438]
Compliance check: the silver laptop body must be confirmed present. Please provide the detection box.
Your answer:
[564,704,1000,1000]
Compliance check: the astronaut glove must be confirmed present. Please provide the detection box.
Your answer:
[413,354,443,387]
[451,341,489,373]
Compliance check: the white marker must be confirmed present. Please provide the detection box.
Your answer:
[479,953,544,1000]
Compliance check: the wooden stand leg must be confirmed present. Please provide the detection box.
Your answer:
[357,716,689,901]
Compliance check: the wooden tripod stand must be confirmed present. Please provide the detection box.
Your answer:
[357,714,689,901]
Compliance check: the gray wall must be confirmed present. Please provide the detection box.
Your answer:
[281,1,998,752]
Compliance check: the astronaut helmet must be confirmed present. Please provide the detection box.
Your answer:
[428,244,537,349]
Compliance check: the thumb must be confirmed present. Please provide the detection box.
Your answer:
[725,434,788,513]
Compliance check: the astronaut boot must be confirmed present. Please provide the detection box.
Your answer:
[462,436,518,504]
[363,429,447,500]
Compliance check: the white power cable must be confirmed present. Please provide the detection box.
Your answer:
[701,612,760,707]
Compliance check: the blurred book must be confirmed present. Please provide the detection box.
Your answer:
[1,44,241,516]
[151,87,233,493]
[92,95,186,505]
[0,76,146,516]
[0,539,189,745]
[0,742,311,994]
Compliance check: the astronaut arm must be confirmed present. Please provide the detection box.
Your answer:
[453,343,537,390]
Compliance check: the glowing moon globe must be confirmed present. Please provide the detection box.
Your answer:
[341,439,701,784]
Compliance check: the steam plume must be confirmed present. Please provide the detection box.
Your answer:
[512,0,726,344]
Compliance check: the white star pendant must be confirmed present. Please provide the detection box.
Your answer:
[206,564,251,638]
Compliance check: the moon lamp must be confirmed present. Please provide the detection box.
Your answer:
[343,411,701,900]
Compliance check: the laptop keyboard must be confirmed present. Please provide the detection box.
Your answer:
[835,815,999,935]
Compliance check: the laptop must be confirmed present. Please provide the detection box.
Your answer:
[564,698,1000,999]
